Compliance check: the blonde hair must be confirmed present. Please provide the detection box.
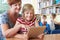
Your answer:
[7,0,21,5]
[22,4,35,21]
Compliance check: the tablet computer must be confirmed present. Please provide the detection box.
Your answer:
[28,26,46,38]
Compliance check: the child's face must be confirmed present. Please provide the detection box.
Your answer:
[24,10,34,21]
[43,17,46,20]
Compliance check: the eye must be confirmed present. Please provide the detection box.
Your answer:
[19,4,21,6]
[30,12,32,14]
[26,12,28,14]
[14,4,17,6]
[24,11,28,14]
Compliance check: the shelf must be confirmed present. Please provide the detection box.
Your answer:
[39,4,60,10]
[38,0,60,14]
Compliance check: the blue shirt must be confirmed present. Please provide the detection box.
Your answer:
[39,22,51,34]
[0,11,14,40]
[0,11,21,40]
[0,11,15,28]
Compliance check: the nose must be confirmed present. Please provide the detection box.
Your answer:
[28,12,31,16]
[17,5,20,9]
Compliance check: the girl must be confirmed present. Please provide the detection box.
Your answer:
[16,4,44,40]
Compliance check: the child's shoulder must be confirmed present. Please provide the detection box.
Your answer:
[17,17,25,24]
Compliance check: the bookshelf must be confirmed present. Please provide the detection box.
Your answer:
[38,0,60,14]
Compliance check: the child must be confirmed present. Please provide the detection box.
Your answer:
[16,4,44,40]
[39,15,51,34]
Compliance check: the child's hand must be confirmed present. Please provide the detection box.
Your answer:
[19,24,28,34]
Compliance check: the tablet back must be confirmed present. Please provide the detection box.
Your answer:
[28,26,46,38]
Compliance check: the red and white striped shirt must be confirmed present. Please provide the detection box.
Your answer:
[17,17,36,33]
[17,17,36,27]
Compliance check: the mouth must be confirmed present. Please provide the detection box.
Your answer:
[16,9,20,12]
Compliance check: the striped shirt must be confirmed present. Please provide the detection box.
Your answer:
[17,17,36,33]
[17,17,36,27]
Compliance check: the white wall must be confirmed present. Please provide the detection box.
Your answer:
[22,0,39,14]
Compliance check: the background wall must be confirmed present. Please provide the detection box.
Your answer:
[0,0,39,14]
[22,0,39,14]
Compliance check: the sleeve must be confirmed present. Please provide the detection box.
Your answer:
[46,24,51,34]
[39,22,43,26]
[0,15,9,24]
